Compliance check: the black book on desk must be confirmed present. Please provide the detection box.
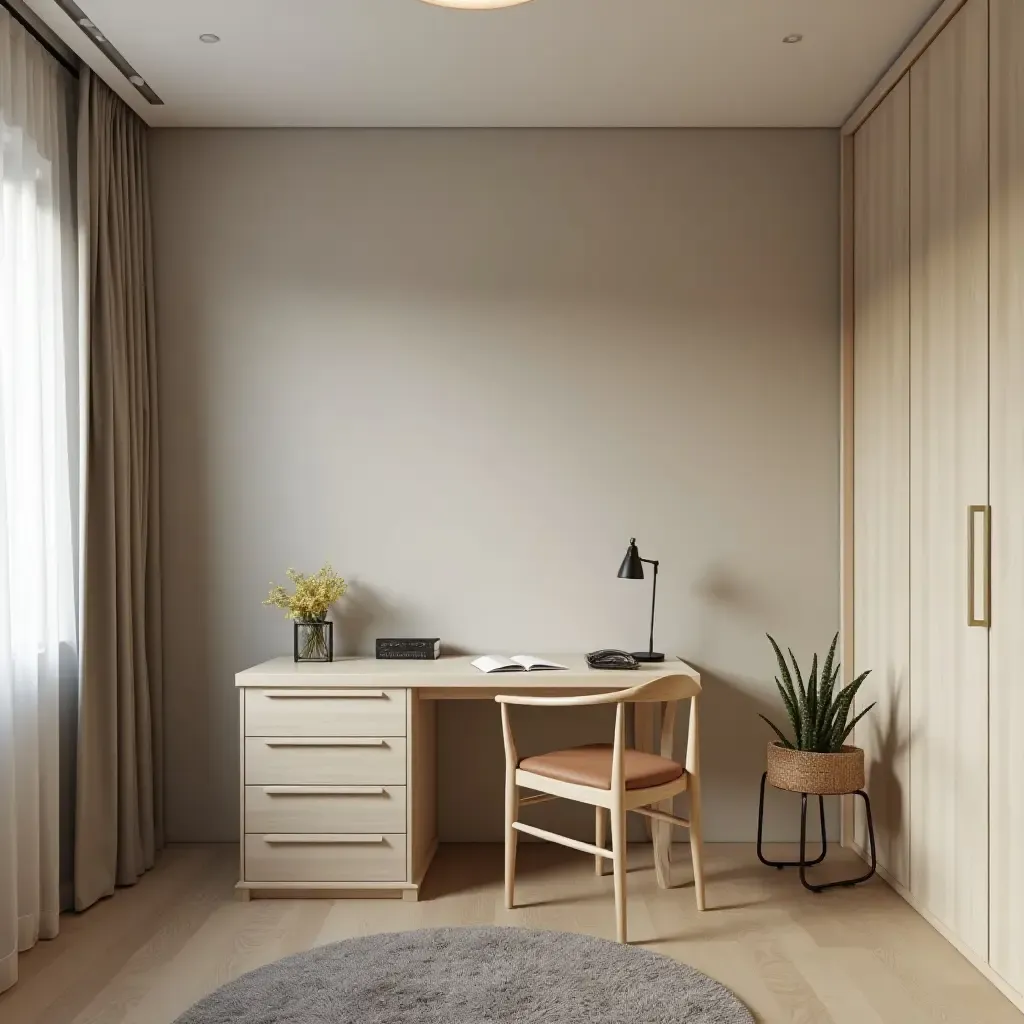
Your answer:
[375,638,441,660]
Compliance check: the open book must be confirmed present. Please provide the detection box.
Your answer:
[471,655,567,674]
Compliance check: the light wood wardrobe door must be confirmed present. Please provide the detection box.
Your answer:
[853,77,911,886]
[909,0,989,960]
[989,0,1024,995]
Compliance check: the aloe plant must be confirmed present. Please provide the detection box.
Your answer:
[759,632,874,753]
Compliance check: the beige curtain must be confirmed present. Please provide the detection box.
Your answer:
[74,68,163,912]
[0,8,77,993]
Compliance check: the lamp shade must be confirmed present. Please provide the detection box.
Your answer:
[617,538,644,580]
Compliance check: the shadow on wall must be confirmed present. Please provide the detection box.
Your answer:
[681,663,845,845]
[691,562,768,623]
[678,564,847,843]
[433,661,847,847]
[332,581,398,657]
[332,582,475,657]
[429,558,846,844]
[858,672,909,861]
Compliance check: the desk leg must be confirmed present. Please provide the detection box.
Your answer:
[408,692,438,899]
[633,703,656,840]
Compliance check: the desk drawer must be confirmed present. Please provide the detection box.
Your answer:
[244,785,407,834]
[244,834,406,883]
[244,737,407,786]
[245,688,407,737]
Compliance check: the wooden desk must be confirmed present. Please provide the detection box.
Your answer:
[235,654,700,899]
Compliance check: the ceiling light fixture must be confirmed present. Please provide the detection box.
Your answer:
[783,33,804,43]
[418,0,534,9]
[199,33,221,43]
[128,75,145,87]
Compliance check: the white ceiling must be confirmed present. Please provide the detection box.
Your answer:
[26,0,940,128]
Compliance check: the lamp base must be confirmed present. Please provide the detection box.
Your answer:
[632,651,665,663]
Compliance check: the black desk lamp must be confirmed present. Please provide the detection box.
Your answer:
[617,537,664,662]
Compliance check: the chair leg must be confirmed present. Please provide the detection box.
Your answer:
[504,775,519,910]
[653,799,672,890]
[633,703,656,840]
[689,775,706,912]
[611,801,628,942]
[595,806,608,876]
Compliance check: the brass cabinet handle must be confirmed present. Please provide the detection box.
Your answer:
[968,505,991,627]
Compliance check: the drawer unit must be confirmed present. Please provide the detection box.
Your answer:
[236,675,438,899]
[244,785,407,834]
[245,688,407,738]
[244,834,407,883]
[244,737,407,786]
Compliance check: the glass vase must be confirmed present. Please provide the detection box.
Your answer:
[293,619,333,662]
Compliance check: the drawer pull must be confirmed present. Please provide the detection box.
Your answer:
[264,689,387,699]
[262,786,387,796]
[264,738,388,748]
[262,834,386,845]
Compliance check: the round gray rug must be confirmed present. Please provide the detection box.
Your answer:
[173,926,753,1023]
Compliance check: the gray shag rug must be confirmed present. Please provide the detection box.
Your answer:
[174,926,753,1023]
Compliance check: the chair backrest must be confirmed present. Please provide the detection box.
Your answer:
[494,673,699,709]
[620,675,699,765]
[613,674,700,705]
[496,674,701,776]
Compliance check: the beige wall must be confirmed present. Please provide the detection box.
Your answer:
[149,128,840,843]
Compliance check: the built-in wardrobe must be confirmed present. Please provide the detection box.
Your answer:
[850,0,1023,1010]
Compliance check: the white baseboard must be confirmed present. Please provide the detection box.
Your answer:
[849,842,1024,1015]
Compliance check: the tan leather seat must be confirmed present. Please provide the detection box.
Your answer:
[519,744,684,791]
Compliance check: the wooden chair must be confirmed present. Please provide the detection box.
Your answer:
[496,674,705,943]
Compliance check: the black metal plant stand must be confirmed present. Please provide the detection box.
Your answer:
[756,772,877,893]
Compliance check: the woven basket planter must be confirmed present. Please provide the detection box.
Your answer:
[766,742,865,795]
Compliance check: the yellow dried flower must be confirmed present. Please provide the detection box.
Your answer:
[264,564,347,621]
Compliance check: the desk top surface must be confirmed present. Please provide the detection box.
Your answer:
[236,654,700,690]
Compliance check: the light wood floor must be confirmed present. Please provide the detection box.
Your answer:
[1,842,1019,1024]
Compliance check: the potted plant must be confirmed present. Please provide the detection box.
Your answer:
[264,565,347,662]
[759,632,874,795]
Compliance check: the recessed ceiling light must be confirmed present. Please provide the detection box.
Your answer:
[79,19,105,40]
[199,33,221,43]
[783,33,804,44]
[128,75,145,87]
[418,0,534,8]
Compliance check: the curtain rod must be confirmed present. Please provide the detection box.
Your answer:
[1,0,80,78]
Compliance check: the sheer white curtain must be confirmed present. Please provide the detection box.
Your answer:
[0,9,77,995]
